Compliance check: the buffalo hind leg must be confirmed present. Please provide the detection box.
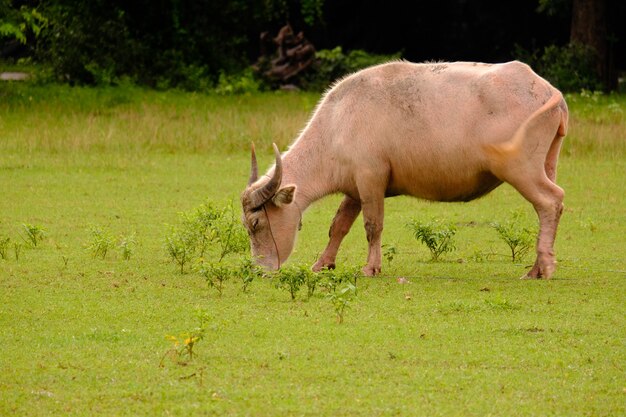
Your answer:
[524,135,564,278]
[489,98,565,279]
[312,195,361,271]
[508,172,564,279]
[526,186,563,279]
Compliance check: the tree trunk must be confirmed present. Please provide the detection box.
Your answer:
[570,0,616,90]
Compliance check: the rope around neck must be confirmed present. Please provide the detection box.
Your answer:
[262,200,303,270]
[263,205,281,269]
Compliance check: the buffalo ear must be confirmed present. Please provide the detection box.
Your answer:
[272,185,296,207]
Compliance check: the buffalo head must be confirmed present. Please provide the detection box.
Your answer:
[240,143,300,270]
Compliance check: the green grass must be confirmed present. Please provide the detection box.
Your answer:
[0,84,319,154]
[0,84,625,416]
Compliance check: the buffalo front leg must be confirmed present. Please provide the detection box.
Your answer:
[359,191,385,276]
[312,195,361,271]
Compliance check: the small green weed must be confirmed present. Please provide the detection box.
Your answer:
[213,202,248,262]
[198,262,231,296]
[13,242,22,261]
[87,226,115,259]
[491,210,535,262]
[275,264,310,301]
[318,266,361,294]
[237,256,264,293]
[162,308,211,366]
[183,202,221,258]
[164,201,248,273]
[382,243,398,266]
[118,232,136,260]
[1,233,26,261]
[333,267,361,295]
[406,218,457,261]
[164,226,197,273]
[273,264,359,301]
[0,236,10,260]
[326,283,357,324]
[305,269,322,299]
[301,265,360,299]
[21,223,45,247]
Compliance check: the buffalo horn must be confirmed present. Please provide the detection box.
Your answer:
[248,143,259,185]
[249,143,283,208]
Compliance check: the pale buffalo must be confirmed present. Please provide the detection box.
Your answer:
[241,61,568,278]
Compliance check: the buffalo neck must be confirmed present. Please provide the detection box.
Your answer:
[279,141,337,211]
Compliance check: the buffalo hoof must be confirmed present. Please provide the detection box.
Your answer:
[312,260,335,272]
[362,265,381,276]
[520,273,542,280]
[521,264,554,280]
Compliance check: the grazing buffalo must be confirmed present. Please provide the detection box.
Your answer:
[241,61,568,278]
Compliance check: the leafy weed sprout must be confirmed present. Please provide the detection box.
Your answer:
[198,256,265,296]
[13,242,22,261]
[164,200,248,273]
[187,202,221,257]
[118,233,137,260]
[406,218,457,261]
[237,256,264,293]
[87,226,116,259]
[164,226,197,273]
[326,283,357,324]
[305,269,322,299]
[342,267,361,293]
[0,236,10,260]
[273,263,360,301]
[275,264,310,301]
[198,262,231,296]
[271,265,361,320]
[214,203,249,261]
[317,266,361,294]
[0,235,25,261]
[491,210,535,262]
[21,223,45,247]
[162,308,211,366]
[382,243,398,266]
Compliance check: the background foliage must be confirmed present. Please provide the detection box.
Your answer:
[2,0,625,91]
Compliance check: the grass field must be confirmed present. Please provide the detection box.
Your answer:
[1,84,625,416]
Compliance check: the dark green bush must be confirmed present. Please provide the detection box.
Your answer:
[32,1,264,88]
[514,42,602,92]
[301,47,402,91]
[35,3,140,85]
[0,2,47,46]
[215,68,263,95]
